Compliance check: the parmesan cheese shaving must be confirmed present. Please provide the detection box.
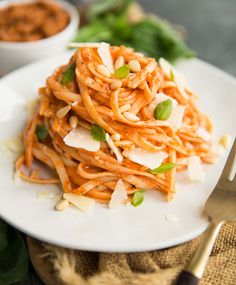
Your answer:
[25,98,38,117]
[188,156,205,182]
[123,147,168,169]
[98,42,114,73]
[13,170,21,183]
[63,127,100,152]
[196,127,212,142]
[109,179,128,209]
[2,135,24,155]
[159,57,187,86]
[147,92,178,114]
[105,133,123,162]
[159,57,188,99]
[167,105,185,130]
[63,193,95,213]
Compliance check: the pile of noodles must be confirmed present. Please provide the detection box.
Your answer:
[16,44,215,204]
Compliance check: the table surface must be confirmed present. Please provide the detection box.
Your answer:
[12,0,235,284]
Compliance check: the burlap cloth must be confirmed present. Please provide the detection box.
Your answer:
[27,222,236,285]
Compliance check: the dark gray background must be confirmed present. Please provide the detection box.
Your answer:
[15,0,235,284]
[139,0,236,76]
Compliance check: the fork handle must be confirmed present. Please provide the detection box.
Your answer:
[175,221,224,285]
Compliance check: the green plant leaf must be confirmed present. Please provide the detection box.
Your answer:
[132,190,145,207]
[149,162,176,174]
[36,124,48,141]
[0,220,29,285]
[72,0,195,64]
[91,124,106,141]
[61,63,76,85]
[154,99,173,120]
[114,65,130,79]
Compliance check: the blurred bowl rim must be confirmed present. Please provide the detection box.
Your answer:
[0,0,79,48]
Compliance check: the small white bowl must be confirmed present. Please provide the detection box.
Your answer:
[0,0,79,75]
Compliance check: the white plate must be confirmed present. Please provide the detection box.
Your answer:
[0,52,235,252]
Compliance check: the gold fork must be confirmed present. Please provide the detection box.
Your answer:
[175,138,236,285]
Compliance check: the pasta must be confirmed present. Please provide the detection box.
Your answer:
[16,44,215,206]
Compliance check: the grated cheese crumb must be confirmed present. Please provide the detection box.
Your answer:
[165,213,179,222]
[219,134,231,149]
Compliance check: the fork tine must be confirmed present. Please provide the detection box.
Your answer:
[219,138,236,181]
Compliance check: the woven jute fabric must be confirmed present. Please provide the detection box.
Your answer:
[27,222,236,285]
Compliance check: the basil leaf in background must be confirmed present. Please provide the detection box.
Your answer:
[36,124,48,141]
[61,63,76,85]
[91,124,106,141]
[149,162,176,174]
[114,65,130,79]
[132,190,145,207]
[170,69,175,81]
[89,0,132,20]
[0,220,29,285]
[154,99,173,120]
[74,1,194,63]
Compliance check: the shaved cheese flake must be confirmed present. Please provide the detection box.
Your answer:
[147,92,177,114]
[188,156,205,182]
[159,57,187,86]
[63,127,100,152]
[159,58,173,77]
[196,127,212,142]
[25,98,38,117]
[109,179,128,209]
[63,193,95,213]
[123,147,168,169]
[167,105,185,130]
[212,143,225,157]
[98,42,114,73]
[1,135,24,156]
[176,81,188,99]
[105,133,123,162]
[13,170,21,183]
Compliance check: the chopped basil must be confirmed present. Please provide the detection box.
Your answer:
[61,63,76,85]
[132,190,145,207]
[154,99,172,120]
[36,124,48,141]
[91,124,106,141]
[149,162,176,174]
[170,69,175,81]
[114,65,130,79]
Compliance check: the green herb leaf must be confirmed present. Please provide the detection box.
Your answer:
[0,220,29,285]
[149,162,176,174]
[170,69,175,81]
[132,190,145,207]
[91,124,106,141]
[154,99,173,120]
[61,63,76,85]
[114,65,130,79]
[36,124,48,141]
